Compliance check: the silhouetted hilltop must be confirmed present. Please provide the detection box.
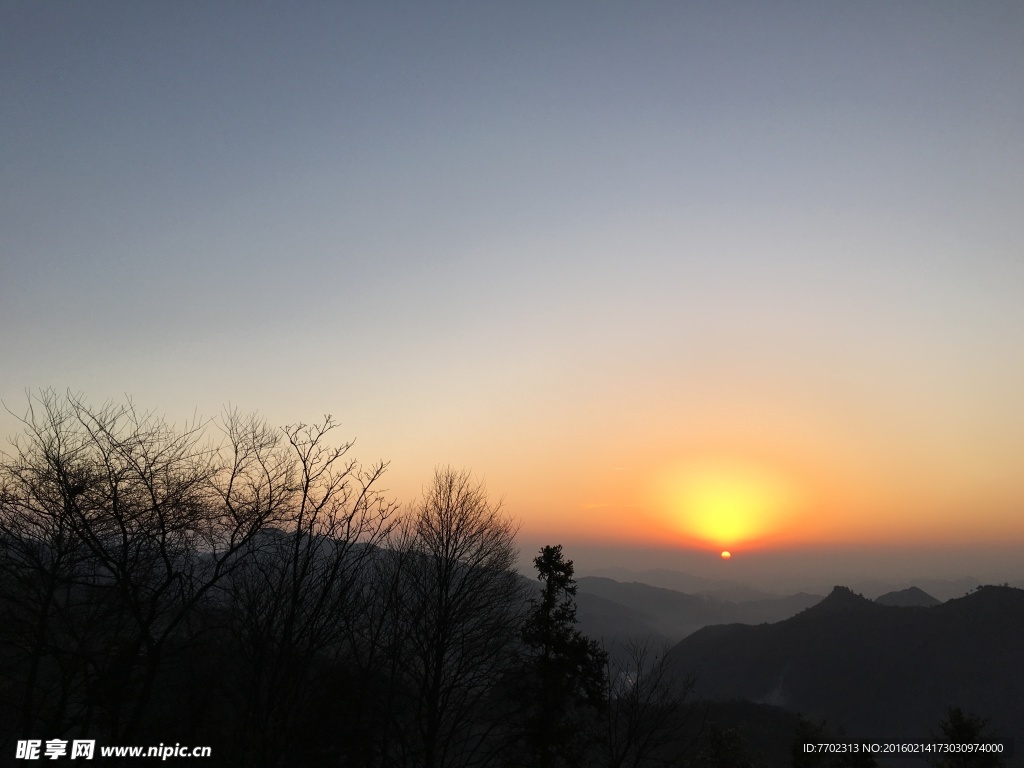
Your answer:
[795,585,881,615]
[667,585,1024,744]
[875,585,941,607]
[851,576,980,602]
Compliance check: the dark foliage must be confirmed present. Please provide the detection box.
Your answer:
[506,545,608,768]
[0,394,532,768]
[930,707,1006,768]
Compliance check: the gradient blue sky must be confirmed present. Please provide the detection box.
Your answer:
[3,2,1023,581]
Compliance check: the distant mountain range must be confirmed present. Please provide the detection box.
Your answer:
[665,584,1024,744]
[582,566,785,601]
[549,567,1023,760]
[583,565,1024,602]
[574,576,823,644]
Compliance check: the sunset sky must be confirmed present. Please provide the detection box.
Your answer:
[3,3,1023,583]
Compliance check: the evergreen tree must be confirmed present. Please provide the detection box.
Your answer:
[512,545,607,768]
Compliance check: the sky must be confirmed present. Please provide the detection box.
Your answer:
[2,2,1023,585]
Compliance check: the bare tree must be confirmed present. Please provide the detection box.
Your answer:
[0,393,297,744]
[385,467,526,768]
[1,397,531,767]
[598,639,697,768]
[0,395,109,745]
[221,415,398,767]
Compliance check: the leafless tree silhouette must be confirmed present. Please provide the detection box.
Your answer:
[0,393,322,745]
[222,414,398,767]
[598,639,697,768]
[385,467,526,768]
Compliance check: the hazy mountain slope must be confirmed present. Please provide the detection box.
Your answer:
[573,590,667,645]
[577,577,734,639]
[574,576,823,642]
[667,585,1024,743]
[583,567,780,599]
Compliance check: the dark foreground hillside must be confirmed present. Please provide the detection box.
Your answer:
[667,585,1024,747]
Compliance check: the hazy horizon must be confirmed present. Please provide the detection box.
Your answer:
[3,3,1022,587]
[527,539,1024,594]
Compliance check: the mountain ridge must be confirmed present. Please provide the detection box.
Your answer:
[666,584,1024,743]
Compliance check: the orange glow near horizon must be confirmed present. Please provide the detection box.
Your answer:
[487,443,1024,554]
[655,460,803,550]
